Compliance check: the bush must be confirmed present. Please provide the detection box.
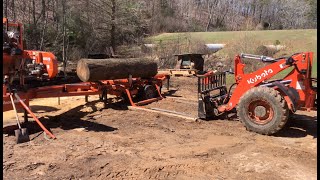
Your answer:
[255,45,277,57]
[274,40,281,45]
[256,22,270,30]
[223,34,267,73]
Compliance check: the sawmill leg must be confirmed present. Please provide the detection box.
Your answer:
[24,109,28,123]
[155,84,163,99]
[99,89,108,108]
[125,89,137,107]
[85,95,89,102]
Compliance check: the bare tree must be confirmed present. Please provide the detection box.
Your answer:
[62,0,67,74]
[110,0,116,52]
[2,0,315,64]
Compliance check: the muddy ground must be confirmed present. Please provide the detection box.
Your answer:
[3,77,317,180]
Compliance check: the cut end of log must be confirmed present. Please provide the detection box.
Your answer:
[76,59,90,82]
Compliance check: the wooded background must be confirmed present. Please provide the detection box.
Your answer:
[3,0,317,62]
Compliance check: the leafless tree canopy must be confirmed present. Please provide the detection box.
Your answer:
[3,0,317,61]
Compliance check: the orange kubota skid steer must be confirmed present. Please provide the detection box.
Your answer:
[198,52,317,135]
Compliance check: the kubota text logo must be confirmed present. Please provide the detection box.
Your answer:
[247,69,273,84]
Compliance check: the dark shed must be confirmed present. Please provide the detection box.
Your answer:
[174,53,205,71]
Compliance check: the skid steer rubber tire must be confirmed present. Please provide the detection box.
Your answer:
[237,86,289,135]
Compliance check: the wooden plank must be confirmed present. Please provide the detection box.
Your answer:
[165,97,198,105]
[128,106,198,121]
[158,69,197,77]
[150,107,191,116]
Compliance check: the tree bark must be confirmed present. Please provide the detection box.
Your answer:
[12,0,16,21]
[5,0,8,17]
[62,0,67,76]
[205,3,213,32]
[32,0,36,25]
[40,0,47,50]
[110,0,116,53]
[77,58,158,82]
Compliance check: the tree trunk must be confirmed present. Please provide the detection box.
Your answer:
[62,0,67,76]
[12,0,16,21]
[5,0,8,17]
[110,0,116,53]
[76,58,158,82]
[28,0,31,24]
[205,3,213,32]
[259,6,264,23]
[40,0,47,50]
[32,0,36,25]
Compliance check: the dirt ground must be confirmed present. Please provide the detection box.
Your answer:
[3,77,317,180]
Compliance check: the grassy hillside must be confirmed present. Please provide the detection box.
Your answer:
[148,29,317,77]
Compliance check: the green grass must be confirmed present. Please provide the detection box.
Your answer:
[149,30,316,44]
[148,29,317,77]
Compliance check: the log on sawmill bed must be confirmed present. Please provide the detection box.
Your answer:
[76,58,158,82]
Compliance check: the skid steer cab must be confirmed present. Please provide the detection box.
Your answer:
[198,52,317,135]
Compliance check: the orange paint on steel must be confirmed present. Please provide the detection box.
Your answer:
[247,99,274,125]
[135,97,162,106]
[4,18,58,79]
[155,84,164,99]
[125,89,137,107]
[23,50,58,79]
[224,52,316,112]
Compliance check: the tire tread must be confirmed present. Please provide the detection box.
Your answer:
[237,87,289,135]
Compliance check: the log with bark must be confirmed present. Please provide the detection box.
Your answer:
[76,58,158,82]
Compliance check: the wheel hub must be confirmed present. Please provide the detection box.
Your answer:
[254,106,267,117]
[144,85,156,99]
[247,99,274,125]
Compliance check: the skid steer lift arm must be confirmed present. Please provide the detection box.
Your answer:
[198,52,316,135]
[222,52,315,112]
[198,52,316,116]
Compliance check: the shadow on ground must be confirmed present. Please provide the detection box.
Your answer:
[3,100,123,136]
[203,112,317,139]
[29,105,60,113]
[275,114,317,138]
[163,89,182,97]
